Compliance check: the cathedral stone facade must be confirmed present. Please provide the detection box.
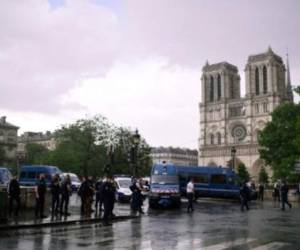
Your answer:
[198,47,293,179]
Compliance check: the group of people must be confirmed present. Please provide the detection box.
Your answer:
[272,181,292,210]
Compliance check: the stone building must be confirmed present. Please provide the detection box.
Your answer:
[198,47,293,179]
[17,131,57,154]
[0,116,19,163]
[151,147,198,166]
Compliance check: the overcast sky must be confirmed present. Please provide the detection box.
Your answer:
[1,0,299,149]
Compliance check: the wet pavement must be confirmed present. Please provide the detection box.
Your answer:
[0,199,299,250]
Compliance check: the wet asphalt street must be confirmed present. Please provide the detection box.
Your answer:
[0,199,300,250]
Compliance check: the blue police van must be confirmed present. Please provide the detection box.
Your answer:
[149,164,241,208]
[19,165,62,186]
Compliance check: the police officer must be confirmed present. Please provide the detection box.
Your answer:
[95,178,104,214]
[78,176,87,215]
[240,181,250,211]
[186,178,195,213]
[281,181,292,211]
[101,175,116,226]
[60,174,72,216]
[50,174,61,215]
[8,175,21,217]
[130,178,144,214]
[35,174,47,218]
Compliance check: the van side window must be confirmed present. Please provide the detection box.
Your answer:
[20,172,26,178]
[28,172,36,179]
[211,174,226,184]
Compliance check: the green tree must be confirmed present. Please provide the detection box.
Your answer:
[258,166,269,184]
[237,163,250,183]
[0,145,6,165]
[258,102,300,179]
[25,143,49,165]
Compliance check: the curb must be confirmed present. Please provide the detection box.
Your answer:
[0,215,136,231]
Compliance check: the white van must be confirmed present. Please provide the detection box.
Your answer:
[115,177,132,202]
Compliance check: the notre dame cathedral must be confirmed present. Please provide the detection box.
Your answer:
[198,47,294,179]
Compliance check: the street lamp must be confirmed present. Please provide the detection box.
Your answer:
[231,146,236,170]
[131,129,140,178]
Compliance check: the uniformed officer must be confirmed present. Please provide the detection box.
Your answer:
[50,174,61,215]
[240,181,250,211]
[8,175,21,217]
[95,178,104,214]
[35,174,47,218]
[101,175,116,226]
[60,174,72,216]
[281,181,292,211]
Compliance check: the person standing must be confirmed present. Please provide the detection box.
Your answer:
[60,174,72,216]
[130,178,144,215]
[102,176,116,226]
[35,174,47,218]
[8,175,21,217]
[186,178,194,213]
[258,183,265,201]
[240,181,250,211]
[78,176,87,215]
[50,174,61,215]
[273,182,281,206]
[95,178,104,214]
[281,181,292,211]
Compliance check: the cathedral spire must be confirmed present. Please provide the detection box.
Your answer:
[286,50,294,102]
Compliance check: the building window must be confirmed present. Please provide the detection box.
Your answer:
[263,66,268,94]
[210,134,214,145]
[255,103,259,114]
[255,67,260,95]
[209,76,214,102]
[217,133,221,145]
[217,74,221,100]
[263,102,268,113]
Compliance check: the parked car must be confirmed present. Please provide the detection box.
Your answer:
[115,177,132,203]
[19,165,62,186]
[0,167,12,187]
[60,173,81,191]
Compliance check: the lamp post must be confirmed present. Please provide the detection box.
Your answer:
[231,146,236,171]
[131,129,140,178]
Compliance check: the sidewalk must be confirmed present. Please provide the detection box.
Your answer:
[0,196,136,231]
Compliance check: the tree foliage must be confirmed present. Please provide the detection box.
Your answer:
[258,166,269,184]
[25,143,49,165]
[258,102,300,180]
[0,145,6,165]
[24,115,152,177]
[236,163,250,183]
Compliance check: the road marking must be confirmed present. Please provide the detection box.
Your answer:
[251,241,290,250]
[200,238,256,250]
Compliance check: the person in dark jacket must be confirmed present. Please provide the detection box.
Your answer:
[281,181,292,211]
[258,183,265,201]
[78,176,87,214]
[60,174,72,216]
[95,178,103,214]
[101,176,116,226]
[50,174,61,215]
[8,175,21,217]
[240,182,250,211]
[35,174,47,218]
[273,182,281,205]
[130,178,144,214]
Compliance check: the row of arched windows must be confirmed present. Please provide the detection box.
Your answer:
[209,75,222,102]
[209,133,222,145]
[255,66,268,95]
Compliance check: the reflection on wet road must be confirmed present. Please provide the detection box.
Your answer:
[1,200,299,249]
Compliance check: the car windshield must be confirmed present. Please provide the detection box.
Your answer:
[118,179,131,188]
[151,175,179,184]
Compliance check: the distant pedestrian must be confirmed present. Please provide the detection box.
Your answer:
[60,174,72,216]
[95,178,104,214]
[186,178,194,213]
[35,174,47,218]
[50,174,61,215]
[258,183,264,201]
[240,181,250,211]
[101,175,116,226]
[8,175,21,217]
[280,181,292,211]
[84,176,95,216]
[273,182,281,205]
[78,176,87,214]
